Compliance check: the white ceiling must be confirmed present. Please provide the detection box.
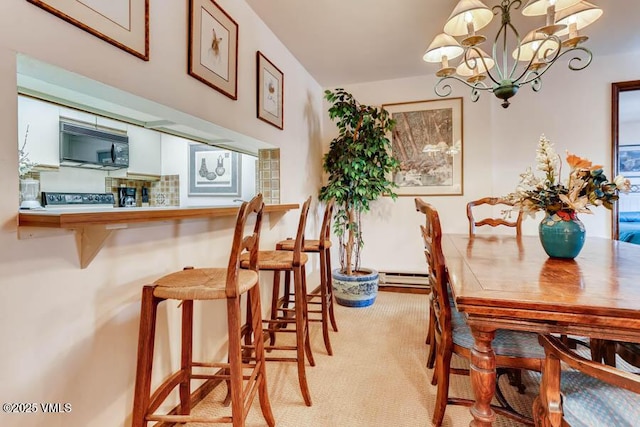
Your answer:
[246,0,640,87]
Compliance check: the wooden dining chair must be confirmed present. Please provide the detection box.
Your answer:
[466,197,523,236]
[131,194,274,427]
[239,196,315,406]
[591,339,640,372]
[275,199,337,356]
[415,198,545,426]
[534,335,640,426]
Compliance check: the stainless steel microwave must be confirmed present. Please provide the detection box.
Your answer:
[60,121,129,170]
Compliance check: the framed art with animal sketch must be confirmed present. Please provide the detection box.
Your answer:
[256,51,284,129]
[189,144,241,196]
[188,0,238,100]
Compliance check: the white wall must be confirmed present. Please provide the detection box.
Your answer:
[324,50,640,273]
[0,2,323,427]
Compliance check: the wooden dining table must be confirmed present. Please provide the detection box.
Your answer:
[441,233,640,427]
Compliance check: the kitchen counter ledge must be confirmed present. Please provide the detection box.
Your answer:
[18,203,299,268]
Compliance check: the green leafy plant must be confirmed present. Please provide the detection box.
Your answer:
[319,89,400,276]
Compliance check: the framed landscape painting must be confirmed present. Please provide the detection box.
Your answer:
[189,144,241,196]
[188,0,238,100]
[26,0,149,60]
[382,98,463,196]
[256,51,284,129]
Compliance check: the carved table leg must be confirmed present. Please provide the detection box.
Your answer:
[469,326,497,427]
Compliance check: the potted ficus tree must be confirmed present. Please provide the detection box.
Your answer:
[319,88,399,307]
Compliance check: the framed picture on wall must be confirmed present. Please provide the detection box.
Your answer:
[619,145,640,176]
[188,0,239,100]
[189,144,241,196]
[382,98,463,196]
[256,51,284,129]
[26,0,149,60]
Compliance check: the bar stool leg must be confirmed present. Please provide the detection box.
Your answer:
[132,286,161,427]
[179,300,193,415]
[318,249,333,355]
[293,265,313,406]
[325,247,338,332]
[227,296,245,427]
[300,265,315,367]
[268,271,281,347]
[248,284,275,427]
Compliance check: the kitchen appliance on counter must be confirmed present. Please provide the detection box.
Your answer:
[118,187,137,207]
[41,192,116,210]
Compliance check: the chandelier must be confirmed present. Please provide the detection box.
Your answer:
[423,0,602,108]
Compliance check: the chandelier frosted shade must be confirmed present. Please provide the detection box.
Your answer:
[554,1,603,37]
[443,0,493,37]
[423,33,464,77]
[521,0,581,16]
[456,48,495,78]
[512,30,560,62]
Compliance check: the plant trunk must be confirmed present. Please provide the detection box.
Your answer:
[345,207,355,276]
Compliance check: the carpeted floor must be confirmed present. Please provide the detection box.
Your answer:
[185,291,538,426]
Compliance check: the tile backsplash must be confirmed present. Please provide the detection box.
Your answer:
[257,149,280,204]
[105,174,180,207]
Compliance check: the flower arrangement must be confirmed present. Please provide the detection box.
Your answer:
[505,135,630,222]
[18,125,36,177]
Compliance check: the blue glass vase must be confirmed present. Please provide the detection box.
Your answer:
[538,212,586,259]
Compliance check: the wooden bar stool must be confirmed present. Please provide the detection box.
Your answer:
[275,199,337,355]
[240,196,314,406]
[131,194,274,427]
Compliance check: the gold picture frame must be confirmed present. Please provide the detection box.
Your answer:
[188,0,239,100]
[256,51,284,130]
[382,98,463,196]
[26,0,149,60]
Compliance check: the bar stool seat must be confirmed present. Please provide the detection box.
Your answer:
[240,251,309,270]
[131,194,274,427]
[276,239,332,252]
[154,269,258,299]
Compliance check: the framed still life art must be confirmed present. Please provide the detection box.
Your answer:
[382,98,463,196]
[188,0,238,100]
[256,51,284,129]
[189,144,241,196]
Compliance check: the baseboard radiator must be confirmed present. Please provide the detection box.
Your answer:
[378,271,430,289]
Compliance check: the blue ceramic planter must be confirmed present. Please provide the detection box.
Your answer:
[539,213,586,259]
[332,268,379,307]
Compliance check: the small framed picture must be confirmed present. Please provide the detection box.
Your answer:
[26,0,149,60]
[256,51,284,130]
[619,145,640,176]
[188,0,238,100]
[189,144,241,196]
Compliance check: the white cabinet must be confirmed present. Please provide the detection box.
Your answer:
[127,125,161,176]
[18,96,60,168]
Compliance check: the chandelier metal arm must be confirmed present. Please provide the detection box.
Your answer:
[518,46,593,87]
[463,46,502,86]
[510,34,563,85]
[435,74,490,99]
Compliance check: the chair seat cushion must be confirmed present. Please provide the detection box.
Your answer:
[560,370,640,427]
[275,239,332,252]
[240,250,308,270]
[450,303,546,359]
[153,268,258,300]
